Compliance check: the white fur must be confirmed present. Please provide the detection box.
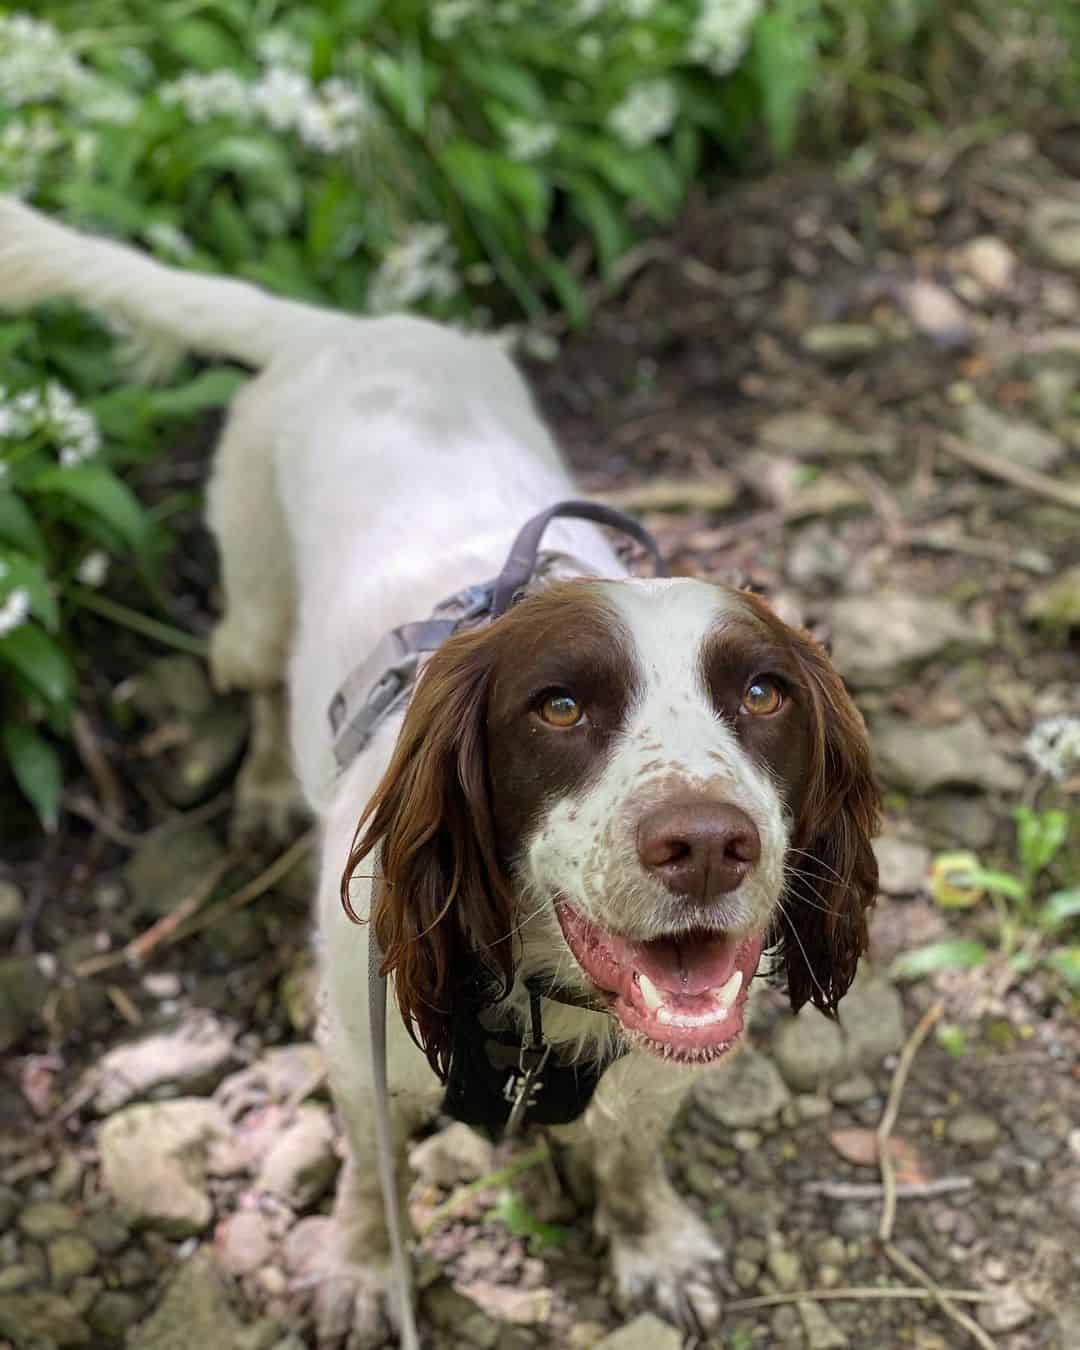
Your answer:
[0,198,777,1342]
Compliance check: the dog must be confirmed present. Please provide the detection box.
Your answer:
[0,198,880,1344]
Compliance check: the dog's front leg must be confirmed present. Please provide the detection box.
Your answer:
[553,1051,725,1333]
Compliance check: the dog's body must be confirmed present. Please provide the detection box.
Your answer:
[0,199,879,1344]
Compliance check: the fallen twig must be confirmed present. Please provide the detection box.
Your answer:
[805,1176,973,1201]
[420,1143,550,1233]
[877,1000,944,1243]
[62,793,143,848]
[884,1242,997,1350]
[727,1285,993,1312]
[939,433,1080,510]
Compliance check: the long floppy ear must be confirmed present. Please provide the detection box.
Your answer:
[341,625,514,1078]
[779,632,880,1015]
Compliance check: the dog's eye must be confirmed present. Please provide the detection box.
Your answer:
[537,691,584,728]
[741,677,784,717]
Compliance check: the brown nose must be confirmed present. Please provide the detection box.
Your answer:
[637,801,761,900]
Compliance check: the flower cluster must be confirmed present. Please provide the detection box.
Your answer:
[503,118,559,162]
[0,382,101,468]
[608,78,678,147]
[366,224,461,314]
[160,59,368,155]
[0,115,61,196]
[1025,715,1080,782]
[688,0,762,76]
[0,14,136,123]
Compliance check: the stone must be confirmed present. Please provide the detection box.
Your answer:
[872,837,930,895]
[216,1210,274,1277]
[156,699,249,808]
[898,280,973,350]
[975,1285,1036,1333]
[82,1210,130,1254]
[592,1314,683,1350]
[798,1299,849,1348]
[127,654,212,720]
[815,1237,846,1267]
[19,1201,79,1240]
[91,1011,238,1112]
[0,1265,36,1294]
[795,1094,832,1121]
[1028,198,1080,273]
[871,715,1024,794]
[733,1258,759,1289]
[695,1048,790,1127]
[838,978,906,1067]
[766,1245,802,1291]
[786,521,854,589]
[98,1099,231,1236]
[0,953,48,1052]
[217,1043,325,1115]
[830,1073,875,1105]
[88,1290,141,1338]
[802,323,882,364]
[828,592,987,689]
[410,1121,497,1188]
[0,879,24,940]
[0,1292,90,1345]
[772,1012,845,1091]
[921,795,997,850]
[124,823,228,918]
[958,236,1016,293]
[947,1112,1000,1153]
[1023,563,1080,628]
[128,1248,244,1350]
[962,401,1064,472]
[47,1235,98,1287]
[758,410,895,459]
[255,1103,338,1207]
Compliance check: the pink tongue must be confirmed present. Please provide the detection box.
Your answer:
[609,929,741,998]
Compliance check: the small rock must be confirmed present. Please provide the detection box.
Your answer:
[976,1285,1036,1334]
[47,1235,98,1288]
[758,411,895,459]
[795,1094,832,1121]
[733,1129,761,1152]
[568,1322,609,1348]
[872,837,930,895]
[156,699,250,808]
[947,1111,1001,1154]
[88,1290,141,1339]
[124,823,228,919]
[815,1237,846,1267]
[962,401,1064,472]
[733,1258,759,1289]
[0,1265,36,1294]
[898,280,973,350]
[216,1210,274,1277]
[921,795,998,850]
[217,1043,325,1115]
[255,1104,338,1207]
[871,714,1024,794]
[771,1304,803,1343]
[127,1248,244,1350]
[695,1048,790,1127]
[460,1309,503,1347]
[592,1313,683,1350]
[1029,198,1080,273]
[766,1245,802,1291]
[0,1292,90,1345]
[0,953,49,1052]
[772,1013,845,1091]
[0,879,24,940]
[82,1210,130,1255]
[958,236,1016,293]
[91,1011,238,1112]
[99,1099,232,1236]
[410,1122,497,1188]
[829,593,987,689]
[802,324,882,364]
[839,978,906,1067]
[19,1201,79,1240]
[830,1074,875,1105]
[1011,1121,1060,1161]
[1023,562,1080,628]
[787,521,854,590]
[798,1299,849,1348]
[126,654,212,720]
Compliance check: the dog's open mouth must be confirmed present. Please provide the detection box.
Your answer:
[555,900,762,1062]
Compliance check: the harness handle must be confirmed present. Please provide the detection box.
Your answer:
[491,499,667,618]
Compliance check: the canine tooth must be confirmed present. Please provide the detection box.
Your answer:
[712,970,743,1011]
[637,972,664,1011]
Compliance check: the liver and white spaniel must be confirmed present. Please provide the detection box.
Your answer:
[0,198,879,1345]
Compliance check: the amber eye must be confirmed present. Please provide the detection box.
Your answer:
[538,691,583,728]
[741,677,784,717]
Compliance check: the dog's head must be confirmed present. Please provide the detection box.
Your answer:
[343,579,879,1075]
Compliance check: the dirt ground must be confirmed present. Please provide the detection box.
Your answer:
[1,123,1078,1350]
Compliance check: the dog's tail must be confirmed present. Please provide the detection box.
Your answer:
[0,196,344,374]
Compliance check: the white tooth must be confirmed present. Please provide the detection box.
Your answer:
[637,972,664,1011]
[712,970,743,1011]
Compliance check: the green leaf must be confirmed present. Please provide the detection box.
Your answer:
[950,866,1028,903]
[750,5,817,157]
[0,550,58,632]
[193,138,303,218]
[488,157,551,233]
[537,254,587,328]
[0,622,75,708]
[144,369,247,420]
[456,54,546,116]
[565,174,632,275]
[1045,945,1080,991]
[890,940,989,980]
[581,141,682,221]
[30,464,150,552]
[1040,888,1080,932]
[1013,806,1068,880]
[0,493,47,559]
[166,17,245,71]
[488,1188,569,1250]
[208,190,260,263]
[440,142,507,220]
[2,720,63,832]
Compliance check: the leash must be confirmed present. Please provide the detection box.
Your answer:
[354,500,665,1347]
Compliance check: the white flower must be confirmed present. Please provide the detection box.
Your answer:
[161,69,253,122]
[1025,715,1080,781]
[251,66,313,132]
[367,224,460,314]
[296,78,366,154]
[0,14,85,107]
[0,586,30,637]
[76,550,109,587]
[607,79,678,148]
[688,0,761,76]
[0,114,61,195]
[504,119,558,161]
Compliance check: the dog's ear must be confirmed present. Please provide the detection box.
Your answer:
[342,625,513,1078]
[779,631,880,1015]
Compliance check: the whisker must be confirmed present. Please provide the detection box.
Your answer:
[777,896,829,1004]
[785,847,846,884]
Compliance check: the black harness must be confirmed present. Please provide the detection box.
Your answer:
[332,500,667,1138]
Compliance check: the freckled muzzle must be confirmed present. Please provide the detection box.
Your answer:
[555,899,763,1062]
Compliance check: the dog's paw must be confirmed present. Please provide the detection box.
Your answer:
[231,748,308,850]
[209,618,282,694]
[603,1198,725,1334]
[287,1217,394,1349]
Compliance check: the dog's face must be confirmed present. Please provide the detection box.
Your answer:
[345,579,879,1073]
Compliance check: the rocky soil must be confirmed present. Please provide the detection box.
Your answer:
[1,125,1079,1349]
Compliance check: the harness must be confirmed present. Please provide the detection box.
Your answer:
[334,500,666,1348]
